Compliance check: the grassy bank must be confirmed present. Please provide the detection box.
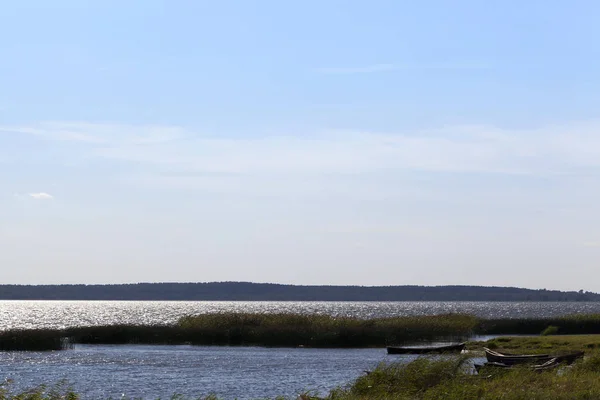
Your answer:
[4,312,600,351]
[323,353,600,400]
[473,334,600,353]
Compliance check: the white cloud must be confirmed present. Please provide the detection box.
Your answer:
[0,122,184,145]
[29,192,54,200]
[5,120,600,179]
[2,126,103,143]
[93,122,600,177]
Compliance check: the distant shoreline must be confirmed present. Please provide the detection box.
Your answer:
[0,282,597,302]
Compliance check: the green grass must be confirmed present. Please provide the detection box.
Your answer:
[0,381,78,400]
[0,380,222,400]
[329,356,471,399]
[321,353,600,400]
[540,325,559,336]
[474,335,600,353]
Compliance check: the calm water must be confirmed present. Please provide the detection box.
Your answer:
[0,345,408,399]
[0,300,598,330]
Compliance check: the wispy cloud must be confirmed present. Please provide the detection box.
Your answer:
[316,64,396,74]
[96,122,600,177]
[29,192,54,200]
[5,120,600,180]
[0,122,185,145]
[316,62,490,74]
[2,126,103,143]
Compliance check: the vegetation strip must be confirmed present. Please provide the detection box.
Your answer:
[4,312,600,351]
[327,353,600,400]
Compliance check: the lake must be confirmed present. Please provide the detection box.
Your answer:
[0,300,598,330]
[0,344,487,399]
[0,345,402,399]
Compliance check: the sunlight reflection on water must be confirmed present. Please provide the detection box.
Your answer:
[0,300,598,330]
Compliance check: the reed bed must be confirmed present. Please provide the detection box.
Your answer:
[0,313,477,350]
[0,330,67,352]
[64,325,185,345]
[5,312,600,351]
[476,313,600,335]
[176,312,478,347]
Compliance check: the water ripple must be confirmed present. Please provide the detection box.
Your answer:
[0,301,598,330]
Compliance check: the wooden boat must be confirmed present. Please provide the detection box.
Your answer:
[387,342,466,355]
[484,348,584,366]
[484,348,551,365]
[475,357,562,373]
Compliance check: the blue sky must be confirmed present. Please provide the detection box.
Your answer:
[1,1,600,289]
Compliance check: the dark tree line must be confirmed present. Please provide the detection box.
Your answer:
[0,282,598,301]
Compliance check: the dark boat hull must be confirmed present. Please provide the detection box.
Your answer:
[484,348,551,365]
[484,348,584,366]
[387,342,466,355]
[475,359,561,372]
[553,351,585,365]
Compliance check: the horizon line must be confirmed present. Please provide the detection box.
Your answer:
[0,281,594,293]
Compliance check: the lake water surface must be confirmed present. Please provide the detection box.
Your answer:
[0,300,598,330]
[0,345,399,399]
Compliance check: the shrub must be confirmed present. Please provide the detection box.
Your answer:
[540,325,559,336]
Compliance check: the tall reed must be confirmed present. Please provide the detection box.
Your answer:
[476,313,600,335]
[5,312,600,351]
[0,330,67,351]
[177,312,478,347]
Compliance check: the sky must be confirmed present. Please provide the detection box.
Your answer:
[1,1,600,290]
